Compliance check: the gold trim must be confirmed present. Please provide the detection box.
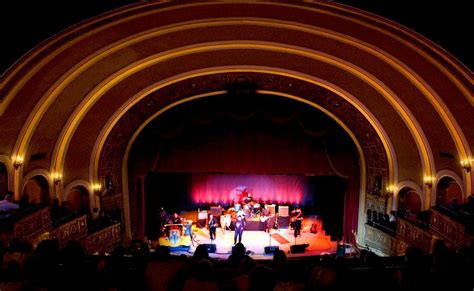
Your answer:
[10,20,467,192]
[6,23,469,200]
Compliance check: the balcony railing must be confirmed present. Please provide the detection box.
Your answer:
[49,214,88,248]
[430,207,469,249]
[396,217,435,253]
[13,207,52,239]
[85,223,121,255]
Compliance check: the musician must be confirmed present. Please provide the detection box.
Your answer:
[242,192,253,204]
[291,206,303,237]
[165,211,183,238]
[168,211,182,224]
[208,213,218,241]
[260,206,272,233]
[234,211,246,245]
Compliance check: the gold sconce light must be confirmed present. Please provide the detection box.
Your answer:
[423,176,435,188]
[460,158,471,172]
[93,183,102,195]
[13,155,24,170]
[385,185,394,197]
[53,172,62,185]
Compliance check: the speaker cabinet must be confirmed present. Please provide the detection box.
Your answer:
[198,210,208,220]
[290,244,309,254]
[264,246,279,254]
[202,243,216,253]
[278,205,289,217]
[265,204,276,215]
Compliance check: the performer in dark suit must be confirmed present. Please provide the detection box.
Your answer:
[208,213,218,241]
[234,211,246,245]
[291,206,303,237]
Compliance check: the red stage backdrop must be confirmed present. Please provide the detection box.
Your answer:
[191,173,310,205]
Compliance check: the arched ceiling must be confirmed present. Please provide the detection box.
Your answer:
[1,1,472,72]
[0,1,472,207]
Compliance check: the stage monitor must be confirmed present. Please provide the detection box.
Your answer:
[264,246,279,254]
[290,243,309,254]
[202,243,216,253]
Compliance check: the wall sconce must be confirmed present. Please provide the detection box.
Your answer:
[13,155,24,170]
[460,158,471,172]
[385,185,394,196]
[53,172,62,185]
[93,183,102,195]
[423,176,435,188]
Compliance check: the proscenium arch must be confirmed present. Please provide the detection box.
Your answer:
[119,90,367,241]
[9,14,472,198]
[90,66,395,174]
[89,68,394,193]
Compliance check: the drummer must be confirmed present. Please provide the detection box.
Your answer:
[166,211,183,238]
[168,211,183,224]
[242,192,253,204]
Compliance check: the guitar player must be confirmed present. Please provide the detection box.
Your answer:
[208,213,218,241]
[291,206,303,237]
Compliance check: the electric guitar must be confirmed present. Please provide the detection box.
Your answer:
[273,214,279,229]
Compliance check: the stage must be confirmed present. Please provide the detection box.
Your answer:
[157,214,340,260]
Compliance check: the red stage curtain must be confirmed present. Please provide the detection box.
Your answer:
[343,178,360,244]
[191,174,310,205]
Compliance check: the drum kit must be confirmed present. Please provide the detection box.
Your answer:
[243,201,261,218]
[226,200,262,219]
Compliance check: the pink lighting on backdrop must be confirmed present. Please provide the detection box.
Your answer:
[191,174,308,204]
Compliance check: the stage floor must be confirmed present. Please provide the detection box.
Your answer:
[162,215,338,260]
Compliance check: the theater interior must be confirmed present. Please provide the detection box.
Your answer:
[0,1,472,290]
